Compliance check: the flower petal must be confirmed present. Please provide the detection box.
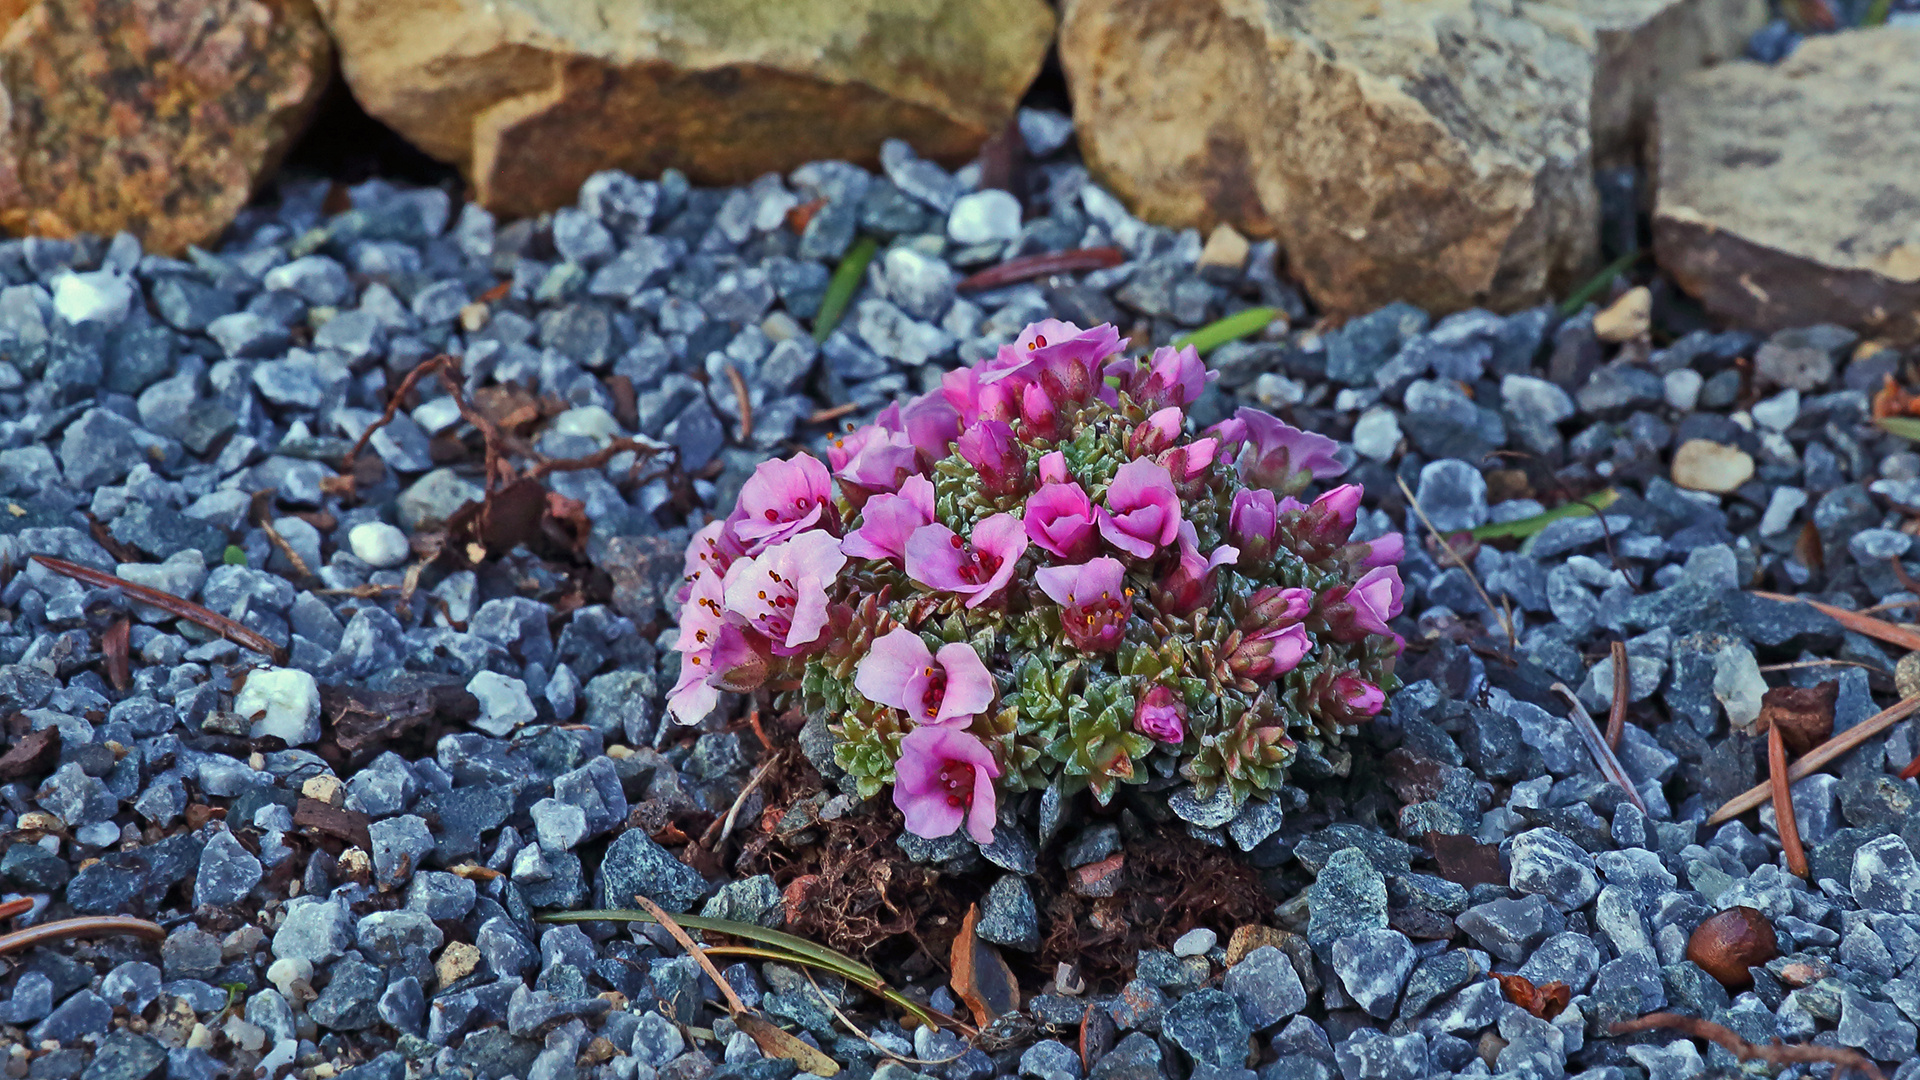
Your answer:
[932,642,995,724]
[855,627,934,714]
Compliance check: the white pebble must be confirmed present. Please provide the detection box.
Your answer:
[1750,388,1800,432]
[947,190,1023,245]
[266,958,312,997]
[1758,487,1808,537]
[51,269,133,325]
[1664,369,1703,411]
[347,522,411,569]
[467,671,537,736]
[1172,928,1217,958]
[235,668,322,747]
[1350,407,1402,462]
[1712,645,1766,731]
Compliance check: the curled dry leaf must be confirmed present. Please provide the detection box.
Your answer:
[1755,681,1836,757]
[951,903,1019,1028]
[1493,973,1570,1020]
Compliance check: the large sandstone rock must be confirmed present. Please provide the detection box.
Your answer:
[1654,26,1920,344]
[317,0,1055,219]
[1057,0,1763,316]
[0,0,331,255]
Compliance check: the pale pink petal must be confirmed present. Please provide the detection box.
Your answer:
[856,628,934,715]
[932,642,995,724]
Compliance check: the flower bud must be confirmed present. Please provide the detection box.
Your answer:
[1229,489,1279,560]
[1330,674,1384,721]
[1229,623,1310,682]
[1134,684,1186,743]
[956,420,1027,497]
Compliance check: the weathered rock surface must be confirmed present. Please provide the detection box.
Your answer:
[1653,26,1920,344]
[317,0,1055,218]
[0,0,331,254]
[1057,0,1761,316]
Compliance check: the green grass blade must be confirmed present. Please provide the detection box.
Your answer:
[1866,0,1893,25]
[1556,250,1643,317]
[1171,306,1277,356]
[1471,489,1619,540]
[1881,417,1920,442]
[540,908,952,1031]
[813,236,879,343]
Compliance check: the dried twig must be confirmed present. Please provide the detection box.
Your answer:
[1553,682,1650,816]
[1768,723,1810,879]
[1398,476,1515,650]
[103,617,131,691]
[0,897,34,920]
[1708,692,1920,824]
[30,555,286,664]
[522,436,662,484]
[1752,590,1920,652]
[701,754,779,850]
[1606,640,1628,751]
[809,402,861,426]
[956,247,1126,292]
[341,353,455,477]
[0,915,166,956]
[1758,658,1886,674]
[251,490,313,579]
[724,364,754,444]
[1609,1013,1885,1080]
[802,968,968,1066]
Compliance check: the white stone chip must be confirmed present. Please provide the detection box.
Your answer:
[236,668,322,747]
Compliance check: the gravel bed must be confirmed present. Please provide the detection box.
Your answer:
[3,103,1920,1080]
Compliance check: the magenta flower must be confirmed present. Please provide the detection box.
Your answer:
[721,530,847,656]
[1245,585,1315,627]
[1019,381,1061,440]
[1026,481,1099,560]
[897,394,962,464]
[1134,684,1186,743]
[996,319,1122,385]
[841,476,935,563]
[1229,623,1311,682]
[727,454,834,554]
[1154,521,1238,617]
[1332,674,1386,720]
[1210,408,1345,496]
[956,420,1027,496]
[854,627,996,726]
[904,514,1028,608]
[1348,566,1404,636]
[1158,437,1219,490]
[1361,532,1404,569]
[1109,344,1212,409]
[941,365,1022,427]
[828,423,918,502]
[1096,459,1182,558]
[1129,407,1184,457]
[893,726,1000,844]
[668,570,729,724]
[1036,557,1132,653]
[1229,489,1279,559]
[1038,451,1070,485]
[704,622,772,693]
[1298,483,1363,546]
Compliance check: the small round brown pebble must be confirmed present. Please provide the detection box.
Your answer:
[1687,906,1778,988]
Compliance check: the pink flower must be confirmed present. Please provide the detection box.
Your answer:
[721,530,847,656]
[1035,557,1132,653]
[1348,566,1404,637]
[1332,674,1386,720]
[1134,684,1186,743]
[1109,344,1212,409]
[1096,459,1182,558]
[1158,437,1219,491]
[897,394,962,463]
[893,726,1000,844]
[1361,532,1404,569]
[1210,408,1345,495]
[1129,407,1184,457]
[1153,521,1238,617]
[841,476,936,563]
[1245,585,1314,627]
[996,319,1122,385]
[1312,484,1362,535]
[905,514,1028,608]
[1019,381,1061,440]
[704,622,772,693]
[828,423,918,502]
[727,454,834,554]
[1229,623,1311,682]
[854,628,996,726]
[956,420,1027,496]
[1026,480,1098,560]
[1229,489,1279,558]
[941,366,1022,427]
[668,570,729,724]
[1038,451,1071,485]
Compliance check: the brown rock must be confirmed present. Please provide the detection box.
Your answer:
[316,0,1055,219]
[0,0,331,254]
[1653,26,1920,344]
[1592,285,1652,342]
[1686,906,1777,989]
[1058,0,1760,316]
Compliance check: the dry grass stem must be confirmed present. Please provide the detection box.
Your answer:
[1709,692,1920,824]
[1396,476,1515,650]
